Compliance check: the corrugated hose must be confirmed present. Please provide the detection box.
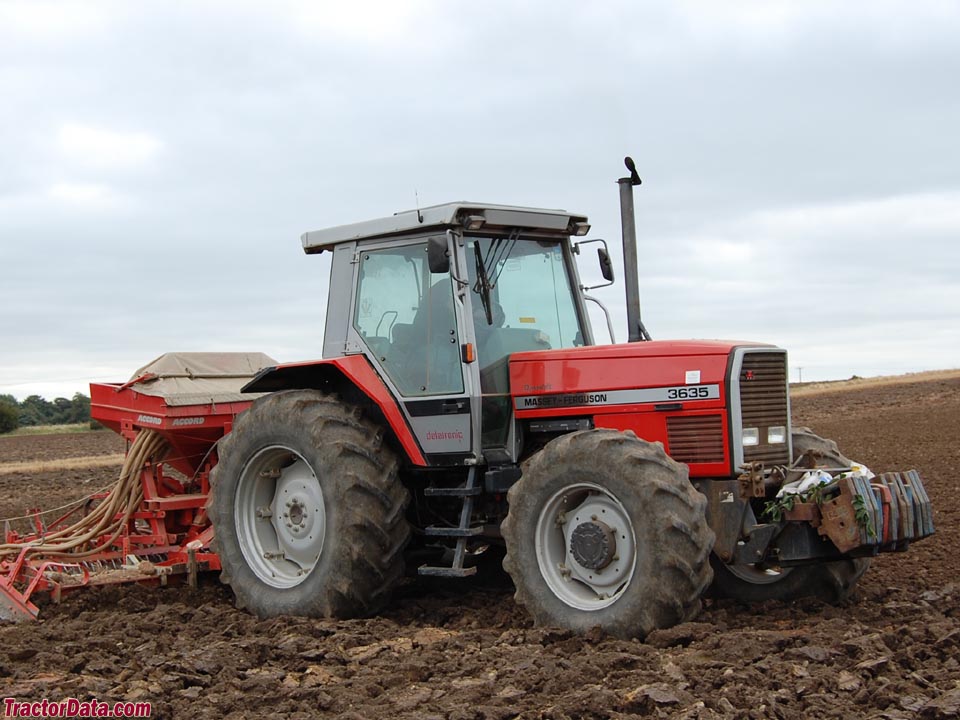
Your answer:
[0,429,168,560]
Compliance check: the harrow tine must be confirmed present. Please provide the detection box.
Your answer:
[906,470,935,538]
[881,475,900,545]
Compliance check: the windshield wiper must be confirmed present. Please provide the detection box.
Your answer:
[484,230,519,287]
[472,242,494,325]
[472,231,520,325]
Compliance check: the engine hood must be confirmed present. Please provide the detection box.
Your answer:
[509,339,776,405]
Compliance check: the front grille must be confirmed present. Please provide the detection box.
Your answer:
[739,351,790,465]
[667,415,725,464]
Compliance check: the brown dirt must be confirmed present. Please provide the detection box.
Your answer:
[1,378,958,719]
[0,430,125,464]
[0,433,124,535]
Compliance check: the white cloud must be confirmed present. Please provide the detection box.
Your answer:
[745,191,960,241]
[0,359,130,402]
[0,1,110,40]
[282,0,438,46]
[57,124,161,171]
[47,181,123,209]
[688,236,755,266]
[673,0,960,44]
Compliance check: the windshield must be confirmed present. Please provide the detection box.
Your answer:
[466,237,584,362]
[465,236,585,448]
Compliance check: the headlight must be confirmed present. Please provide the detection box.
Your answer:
[767,426,787,444]
[742,427,759,446]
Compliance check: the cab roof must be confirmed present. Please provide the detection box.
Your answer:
[301,202,589,254]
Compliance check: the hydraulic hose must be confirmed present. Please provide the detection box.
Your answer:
[0,430,169,560]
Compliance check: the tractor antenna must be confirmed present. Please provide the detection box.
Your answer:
[415,189,424,223]
[618,156,651,342]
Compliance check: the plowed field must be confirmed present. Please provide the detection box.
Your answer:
[1,375,958,719]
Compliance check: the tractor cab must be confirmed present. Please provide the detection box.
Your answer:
[302,203,602,464]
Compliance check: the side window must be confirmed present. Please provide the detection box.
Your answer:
[354,243,463,397]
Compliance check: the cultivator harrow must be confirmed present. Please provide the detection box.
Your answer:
[0,353,273,622]
[780,470,936,554]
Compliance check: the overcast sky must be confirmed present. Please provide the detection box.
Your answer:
[1,0,958,400]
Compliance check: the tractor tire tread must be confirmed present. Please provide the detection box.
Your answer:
[502,428,714,638]
[209,389,410,619]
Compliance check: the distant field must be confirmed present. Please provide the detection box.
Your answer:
[790,368,960,396]
[0,453,124,477]
[10,423,101,436]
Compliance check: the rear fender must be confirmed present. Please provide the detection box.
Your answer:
[243,356,427,466]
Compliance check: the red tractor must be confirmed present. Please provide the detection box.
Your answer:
[206,158,932,637]
[0,159,933,635]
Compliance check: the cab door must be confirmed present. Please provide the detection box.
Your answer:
[348,235,480,464]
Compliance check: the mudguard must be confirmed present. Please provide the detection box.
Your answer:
[243,355,427,466]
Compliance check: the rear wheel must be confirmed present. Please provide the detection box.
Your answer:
[710,427,869,603]
[210,390,410,618]
[502,429,714,639]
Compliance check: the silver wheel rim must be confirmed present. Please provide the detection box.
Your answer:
[727,563,794,585]
[235,445,326,589]
[535,482,637,611]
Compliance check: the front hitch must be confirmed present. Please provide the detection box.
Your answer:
[739,466,935,564]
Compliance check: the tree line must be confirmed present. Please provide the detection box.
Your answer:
[0,393,92,435]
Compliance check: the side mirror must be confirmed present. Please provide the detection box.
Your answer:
[574,238,615,291]
[598,247,614,282]
[427,236,450,274]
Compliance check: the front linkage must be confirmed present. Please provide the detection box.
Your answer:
[720,459,934,570]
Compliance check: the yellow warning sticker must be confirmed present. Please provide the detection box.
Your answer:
[519,317,536,323]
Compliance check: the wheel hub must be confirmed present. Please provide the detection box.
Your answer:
[288,501,305,526]
[235,446,327,589]
[569,520,616,570]
[281,495,316,537]
[272,471,323,552]
[535,483,637,611]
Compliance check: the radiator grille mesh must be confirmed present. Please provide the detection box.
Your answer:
[739,352,790,465]
[667,414,725,464]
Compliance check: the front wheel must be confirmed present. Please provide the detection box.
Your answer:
[710,427,870,603]
[710,555,870,603]
[501,429,715,639]
[209,390,411,618]
[791,426,852,468]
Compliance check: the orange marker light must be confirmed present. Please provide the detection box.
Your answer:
[462,343,475,363]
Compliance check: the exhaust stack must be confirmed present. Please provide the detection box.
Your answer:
[618,156,652,342]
